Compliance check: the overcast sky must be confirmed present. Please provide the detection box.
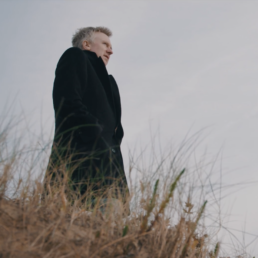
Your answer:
[1,1,258,255]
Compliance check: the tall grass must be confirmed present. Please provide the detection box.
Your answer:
[0,117,250,258]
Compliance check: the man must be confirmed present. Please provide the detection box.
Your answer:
[45,27,128,202]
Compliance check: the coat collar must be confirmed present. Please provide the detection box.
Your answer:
[83,50,100,66]
[83,50,117,119]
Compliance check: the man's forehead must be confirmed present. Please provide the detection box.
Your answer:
[93,32,110,41]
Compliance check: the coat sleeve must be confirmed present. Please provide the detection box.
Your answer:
[109,75,124,144]
[53,47,102,142]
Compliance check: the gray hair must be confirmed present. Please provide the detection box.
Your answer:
[72,27,112,49]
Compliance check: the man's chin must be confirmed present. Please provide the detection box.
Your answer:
[101,56,109,66]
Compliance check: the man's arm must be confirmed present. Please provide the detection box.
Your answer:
[53,47,102,142]
[109,75,124,144]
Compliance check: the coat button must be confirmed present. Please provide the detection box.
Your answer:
[111,148,116,153]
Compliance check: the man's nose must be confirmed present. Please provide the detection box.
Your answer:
[107,48,113,55]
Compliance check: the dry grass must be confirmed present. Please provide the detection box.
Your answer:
[0,163,219,257]
[0,119,222,258]
[0,176,214,258]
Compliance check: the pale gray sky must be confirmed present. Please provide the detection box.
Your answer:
[1,1,258,255]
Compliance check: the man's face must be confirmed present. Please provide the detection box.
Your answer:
[82,32,113,66]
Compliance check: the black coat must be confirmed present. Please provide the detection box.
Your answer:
[47,47,128,197]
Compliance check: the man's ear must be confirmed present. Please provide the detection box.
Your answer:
[82,40,91,50]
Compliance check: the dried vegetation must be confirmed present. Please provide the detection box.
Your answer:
[0,121,221,258]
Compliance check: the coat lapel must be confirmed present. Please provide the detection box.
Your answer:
[84,51,117,118]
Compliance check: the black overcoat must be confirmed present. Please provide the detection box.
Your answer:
[47,47,128,197]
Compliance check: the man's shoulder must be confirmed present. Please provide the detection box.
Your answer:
[60,47,85,59]
[63,47,83,55]
[56,47,88,69]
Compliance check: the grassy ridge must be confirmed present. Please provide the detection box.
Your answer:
[0,120,221,258]
[0,163,217,258]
